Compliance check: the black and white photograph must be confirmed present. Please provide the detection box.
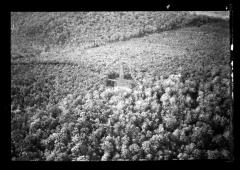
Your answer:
[11,11,233,161]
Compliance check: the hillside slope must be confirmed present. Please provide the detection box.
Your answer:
[11,11,228,59]
[11,12,232,161]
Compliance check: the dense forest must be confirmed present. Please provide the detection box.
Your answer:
[11,12,232,161]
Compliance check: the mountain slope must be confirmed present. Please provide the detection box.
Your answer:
[11,11,229,59]
[11,12,232,161]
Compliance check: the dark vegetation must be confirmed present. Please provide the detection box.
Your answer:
[11,12,232,161]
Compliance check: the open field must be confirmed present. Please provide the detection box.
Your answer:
[11,12,232,161]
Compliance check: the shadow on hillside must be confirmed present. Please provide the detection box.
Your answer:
[185,15,229,28]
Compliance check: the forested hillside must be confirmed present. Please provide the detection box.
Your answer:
[11,12,228,58]
[11,12,232,161]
